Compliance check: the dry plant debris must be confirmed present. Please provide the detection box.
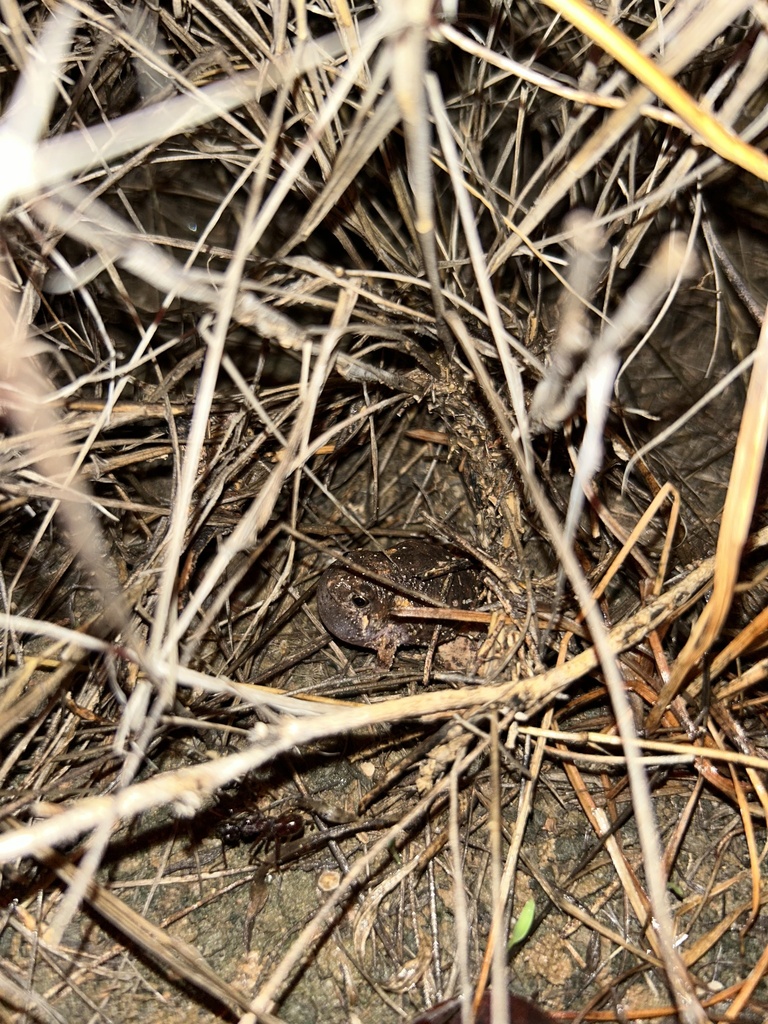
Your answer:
[0,1,767,1023]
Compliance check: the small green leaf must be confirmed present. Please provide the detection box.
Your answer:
[508,899,536,949]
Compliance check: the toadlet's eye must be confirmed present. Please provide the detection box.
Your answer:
[350,594,370,609]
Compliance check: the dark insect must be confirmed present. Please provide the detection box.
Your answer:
[217,810,304,854]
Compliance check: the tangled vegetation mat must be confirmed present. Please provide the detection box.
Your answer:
[1,1,768,1022]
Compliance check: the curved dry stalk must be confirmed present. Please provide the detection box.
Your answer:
[649,312,768,729]
[540,0,768,179]
[488,0,761,273]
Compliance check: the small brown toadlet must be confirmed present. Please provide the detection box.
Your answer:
[317,539,479,667]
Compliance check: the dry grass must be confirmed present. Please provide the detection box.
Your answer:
[1,1,767,1022]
